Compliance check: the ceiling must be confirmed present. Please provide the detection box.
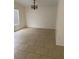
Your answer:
[15,0,58,6]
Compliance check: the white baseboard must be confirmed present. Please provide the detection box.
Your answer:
[56,42,64,46]
[27,26,56,30]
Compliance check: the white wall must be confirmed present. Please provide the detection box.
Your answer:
[56,0,64,46]
[14,2,26,31]
[26,6,57,29]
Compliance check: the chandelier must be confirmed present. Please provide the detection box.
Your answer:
[31,0,38,10]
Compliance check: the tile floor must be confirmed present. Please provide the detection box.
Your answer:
[14,28,64,59]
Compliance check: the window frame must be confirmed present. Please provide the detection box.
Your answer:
[14,9,20,26]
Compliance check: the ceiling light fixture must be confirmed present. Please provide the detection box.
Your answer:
[31,0,38,10]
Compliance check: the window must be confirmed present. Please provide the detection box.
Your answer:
[14,9,19,25]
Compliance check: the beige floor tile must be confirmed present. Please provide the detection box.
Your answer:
[14,28,63,59]
[40,56,55,59]
[47,48,57,58]
[34,47,48,56]
[56,45,64,59]
[26,53,41,59]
